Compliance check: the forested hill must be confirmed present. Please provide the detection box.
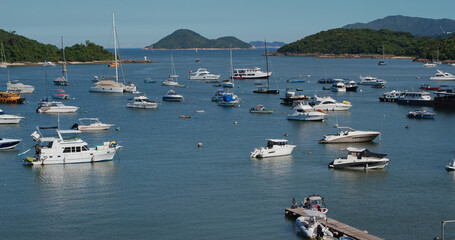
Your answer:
[146,29,251,49]
[0,29,114,62]
[277,28,455,60]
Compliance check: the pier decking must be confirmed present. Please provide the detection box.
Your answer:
[285,207,384,240]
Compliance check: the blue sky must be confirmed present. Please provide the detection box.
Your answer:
[1,0,454,48]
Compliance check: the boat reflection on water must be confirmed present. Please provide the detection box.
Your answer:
[251,155,293,176]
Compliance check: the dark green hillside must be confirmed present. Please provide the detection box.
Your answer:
[147,29,251,49]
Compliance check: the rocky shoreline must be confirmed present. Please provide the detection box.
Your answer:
[2,59,156,67]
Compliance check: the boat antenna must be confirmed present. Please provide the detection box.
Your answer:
[112,13,119,83]
[265,40,269,88]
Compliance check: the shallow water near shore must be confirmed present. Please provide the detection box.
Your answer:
[0,49,455,240]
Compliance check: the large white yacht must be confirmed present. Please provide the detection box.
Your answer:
[36,101,79,113]
[0,109,24,124]
[250,139,296,158]
[358,75,379,85]
[126,95,158,109]
[429,69,455,81]
[312,95,352,111]
[189,68,220,80]
[287,101,326,121]
[319,125,381,143]
[231,67,271,79]
[7,80,35,94]
[329,147,390,170]
[23,128,121,165]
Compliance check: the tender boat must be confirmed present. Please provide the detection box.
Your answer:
[286,77,305,83]
[217,93,240,107]
[52,89,69,100]
[331,81,346,92]
[189,68,220,80]
[0,92,25,104]
[295,211,333,238]
[23,128,121,165]
[0,138,21,149]
[36,101,79,113]
[429,69,455,81]
[345,80,358,92]
[250,139,296,158]
[329,147,390,170]
[446,159,455,171]
[397,91,434,106]
[319,125,381,143]
[231,67,271,79]
[0,109,24,124]
[126,95,158,109]
[72,118,114,131]
[280,88,311,105]
[162,90,184,102]
[249,105,274,114]
[406,110,436,119]
[287,101,326,121]
[302,195,328,213]
[312,95,352,111]
[7,80,35,94]
[379,90,404,102]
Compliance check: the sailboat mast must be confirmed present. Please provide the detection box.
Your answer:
[265,40,269,87]
[230,45,233,80]
[61,36,67,81]
[113,13,118,82]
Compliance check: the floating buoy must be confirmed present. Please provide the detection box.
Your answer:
[405,125,410,129]
[308,152,312,155]
[234,121,238,125]
[116,127,121,131]
[307,75,310,77]
[284,133,288,137]
[359,89,363,92]
[197,142,203,147]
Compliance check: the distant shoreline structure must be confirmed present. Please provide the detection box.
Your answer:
[2,59,156,67]
[143,47,276,51]
[269,52,415,59]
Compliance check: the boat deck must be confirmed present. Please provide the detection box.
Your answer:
[285,207,384,240]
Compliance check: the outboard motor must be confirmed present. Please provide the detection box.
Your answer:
[71,123,78,130]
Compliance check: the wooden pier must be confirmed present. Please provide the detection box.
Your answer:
[285,207,384,240]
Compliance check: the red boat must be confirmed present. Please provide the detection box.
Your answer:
[419,84,441,91]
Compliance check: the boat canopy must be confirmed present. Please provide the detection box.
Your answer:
[347,147,387,158]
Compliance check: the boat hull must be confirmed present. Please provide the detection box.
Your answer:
[313,104,351,111]
[89,86,124,93]
[320,133,380,143]
[329,158,389,170]
[397,99,434,106]
[126,103,157,109]
[0,116,23,124]
[0,139,21,149]
[250,145,295,158]
[288,112,325,121]
[37,106,79,113]
[24,147,120,165]
[162,96,183,102]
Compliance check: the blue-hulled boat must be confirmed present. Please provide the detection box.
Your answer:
[0,138,21,149]
[406,110,436,119]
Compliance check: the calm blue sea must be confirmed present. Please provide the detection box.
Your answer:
[0,48,455,240]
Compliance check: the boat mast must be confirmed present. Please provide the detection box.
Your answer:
[230,45,233,82]
[265,40,269,88]
[113,13,118,82]
[382,44,385,62]
[61,36,68,81]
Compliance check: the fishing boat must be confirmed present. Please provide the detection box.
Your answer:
[36,101,79,113]
[319,125,381,143]
[52,89,69,100]
[162,89,184,102]
[250,139,296,158]
[312,95,352,111]
[71,118,114,131]
[0,109,24,124]
[22,127,121,165]
[249,105,274,113]
[253,41,279,94]
[406,110,436,119]
[54,37,69,86]
[0,92,25,104]
[0,138,21,149]
[126,95,158,109]
[287,101,326,121]
[188,68,220,80]
[329,147,390,170]
[429,69,455,81]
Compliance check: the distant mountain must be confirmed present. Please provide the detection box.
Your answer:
[343,15,455,37]
[145,29,251,49]
[249,41,286,48]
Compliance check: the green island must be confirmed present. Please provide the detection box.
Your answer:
[145,29,251,50]
[276,28,455,61]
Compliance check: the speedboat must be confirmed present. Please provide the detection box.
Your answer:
[0,138,21,149]
[23,127,121,165]
[406,110,436,119]
[319,125,381,143]
[312,95,352,111]
[429,69,455,81]
[302,195,328,213]
[231,67,271,79]
[249,105,274,114]
[126,95,158,109]
[52,89,69,100]
[295,211,333,238]
[0,109,24,124]
[397,91,434,106]
[71,118,114,131]
[358,75,380,85]
[287,101,326,121]
[379,90,404,102]
[329,147,390,170]
[7,80,35,94]
[345,80,358,92]
[162,90,184,102]
[162,78,179,86]
[217,93,240,107]
[331,81,346,92]
[250,139,296,158]
[446,159,455,171]
[36,101,79,113]
[189,68,220,80]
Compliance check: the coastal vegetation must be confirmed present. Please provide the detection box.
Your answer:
[277,28,455,60]
[0,29,114,62]
[146,29,251,49]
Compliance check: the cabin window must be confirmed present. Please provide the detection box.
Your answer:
[63,147,71,153]
[71,147,76,152]
[82,146,89,151]
[76,146,81,152]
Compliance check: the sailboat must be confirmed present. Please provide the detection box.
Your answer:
[222,46,235,88]
[253,41,279,94]
[434,47,442,65]
[0,41,7,68]
[218,46,240,107]
[90,13,126,93]
[162,54,179,86]
[378,45,387,66]
[54,37,69,85]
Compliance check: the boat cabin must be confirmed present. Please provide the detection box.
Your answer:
[346,147,387,159]
[266,139,288,148]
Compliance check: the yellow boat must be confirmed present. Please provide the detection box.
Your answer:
[0,92,25,104]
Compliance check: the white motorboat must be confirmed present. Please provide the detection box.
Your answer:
[397,91,433,106]
[162,90,184,102]
[221,80,235,88]
[379,90,404,102]
[52,89,69,100]
[72,118,114,131]
[302,195,328,213]
[7,80,35,94]
[249,105,274,114]
[162,78,179,86]
[123,82,137,93]
[319,125,381,143]
[287,101,326,121]
[312,95,352,111]
[329,147,390,170]
[0,138,21,149]
[0,109,24,124]
[331,81,346,92]
[423,62,437,68]
[250,139,296,158]
[358,75,380,85]
[446,159,455,171]
[295,211,333,238]
[345,80,358,91]
[36,101,79,113]
[126,95,158,109]
[429,69,455,81]
[231,67,271,79]
[42,61,56,67]
[23,128,121,165]
[189,68,220,80]
[217,93,240,107]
